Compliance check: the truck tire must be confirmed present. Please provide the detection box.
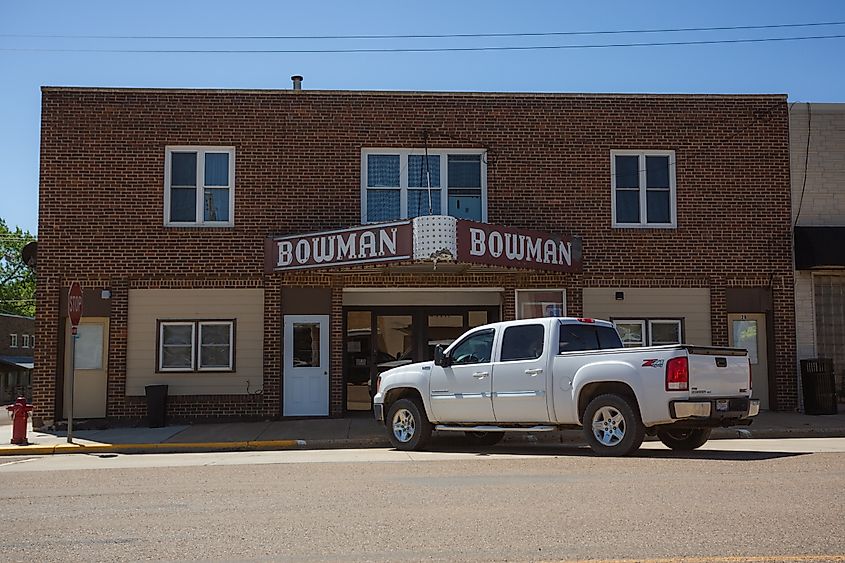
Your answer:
[656,428,712,451]
[464,431,505,447]
[387,398,433,451]
[583,394,645,457]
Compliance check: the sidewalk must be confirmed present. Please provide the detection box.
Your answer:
[1,410,844,456]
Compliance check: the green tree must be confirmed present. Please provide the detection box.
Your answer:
[0,218,36,317]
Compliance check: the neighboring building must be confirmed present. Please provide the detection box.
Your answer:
[33,85,795,428]
[0,313,34,404]
[792,103,845,405]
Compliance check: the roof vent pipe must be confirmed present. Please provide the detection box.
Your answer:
[291,75,303,90]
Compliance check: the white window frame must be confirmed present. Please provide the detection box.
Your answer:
[10,334,17,348]
[164,146,236,227]
[361,148,487,224]
[198,321,234,371]
[159,322,196,372]
[610,150,677,228]
[21,334,29,348]
[515,289,567,320]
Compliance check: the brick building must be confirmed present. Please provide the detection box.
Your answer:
[33,85,796,427]
[0,313,34,404]
[792,103,845,403]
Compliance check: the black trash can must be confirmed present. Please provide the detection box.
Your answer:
[145,384,168,428]
[800,358,838,415]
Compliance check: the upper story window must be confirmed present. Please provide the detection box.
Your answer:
[611,150,676,228]
[165,147,235,227]
[10,334,17,348]
[21,334,30,348]
[362,149,486,224]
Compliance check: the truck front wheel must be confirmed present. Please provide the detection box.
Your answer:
[387,398,433,451]
[583,394,645,457]
[656,428,712,451]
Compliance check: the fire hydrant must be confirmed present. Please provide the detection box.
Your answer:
[6,397,33,445]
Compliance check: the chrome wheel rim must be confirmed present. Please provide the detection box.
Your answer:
[591,406,626,446]
[392,408,416,443]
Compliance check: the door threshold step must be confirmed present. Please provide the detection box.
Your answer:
[435,425,557,433]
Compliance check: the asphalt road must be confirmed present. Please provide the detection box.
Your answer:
[1,439,844,562]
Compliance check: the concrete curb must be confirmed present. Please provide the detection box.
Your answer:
[0,439,305,456]
[2,429,843,456]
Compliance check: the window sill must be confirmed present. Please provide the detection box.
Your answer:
[156,369,235,374]
[164,223,235,229]
[612,223,677,229]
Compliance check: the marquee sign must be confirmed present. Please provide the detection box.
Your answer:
[456,220,582,272]
[265,216,582,273]
[265,221,413,272]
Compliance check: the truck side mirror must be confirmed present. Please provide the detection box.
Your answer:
[434,344,450,367]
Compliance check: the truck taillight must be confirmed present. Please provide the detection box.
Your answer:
[666,357,689,391]
[376,375,382,394]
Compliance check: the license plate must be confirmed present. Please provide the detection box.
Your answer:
[716,399,729,412]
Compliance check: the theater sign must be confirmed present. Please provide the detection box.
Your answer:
[265,216,582,273]
[456,220,582,272]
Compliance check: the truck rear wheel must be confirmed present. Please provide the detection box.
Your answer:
[656,428,712,451]
[583,394,645,457]
[387,398,433,451]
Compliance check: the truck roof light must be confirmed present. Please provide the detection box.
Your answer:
[666,357,689,391]
[576,318,595,323]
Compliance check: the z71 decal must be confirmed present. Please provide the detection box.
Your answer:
[642,359,665,368]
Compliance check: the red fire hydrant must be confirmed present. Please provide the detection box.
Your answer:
[6,397,34,446]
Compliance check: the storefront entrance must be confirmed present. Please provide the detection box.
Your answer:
[343,306,499,412]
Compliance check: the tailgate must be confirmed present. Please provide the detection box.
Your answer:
[686,346,751,397]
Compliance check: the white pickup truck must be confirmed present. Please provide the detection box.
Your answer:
[373,317,760,456]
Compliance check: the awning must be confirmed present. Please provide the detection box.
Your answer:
[0,356,34,370]
[795,227,845,270]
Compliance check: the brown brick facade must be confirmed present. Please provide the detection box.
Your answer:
[35,88,795,425]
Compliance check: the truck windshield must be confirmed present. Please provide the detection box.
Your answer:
[559,323,623,352]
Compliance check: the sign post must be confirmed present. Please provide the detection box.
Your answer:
[67,282,83,444]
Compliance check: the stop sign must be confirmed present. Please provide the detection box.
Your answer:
[68,282,83,328]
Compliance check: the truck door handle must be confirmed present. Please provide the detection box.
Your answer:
[472,372,489,379]
[524,368,543,376]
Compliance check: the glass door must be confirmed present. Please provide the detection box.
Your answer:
[374,314,415,381]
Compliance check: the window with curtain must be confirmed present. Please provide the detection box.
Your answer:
[362,149,485,223]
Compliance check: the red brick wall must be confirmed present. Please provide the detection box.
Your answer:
[35,89,795,424]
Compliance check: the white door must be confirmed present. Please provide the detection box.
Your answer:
[429,328,496,423]
[728,313,769,410]
[284,315,330,416]
[492,323,550,423]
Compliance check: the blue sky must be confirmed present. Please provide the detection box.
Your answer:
[2,0,844,235]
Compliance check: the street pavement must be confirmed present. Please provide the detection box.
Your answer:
[1,438,844,562]
[1,409,844,456]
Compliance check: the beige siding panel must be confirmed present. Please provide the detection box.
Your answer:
[583,288,711,346]
[126,289,264,396]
